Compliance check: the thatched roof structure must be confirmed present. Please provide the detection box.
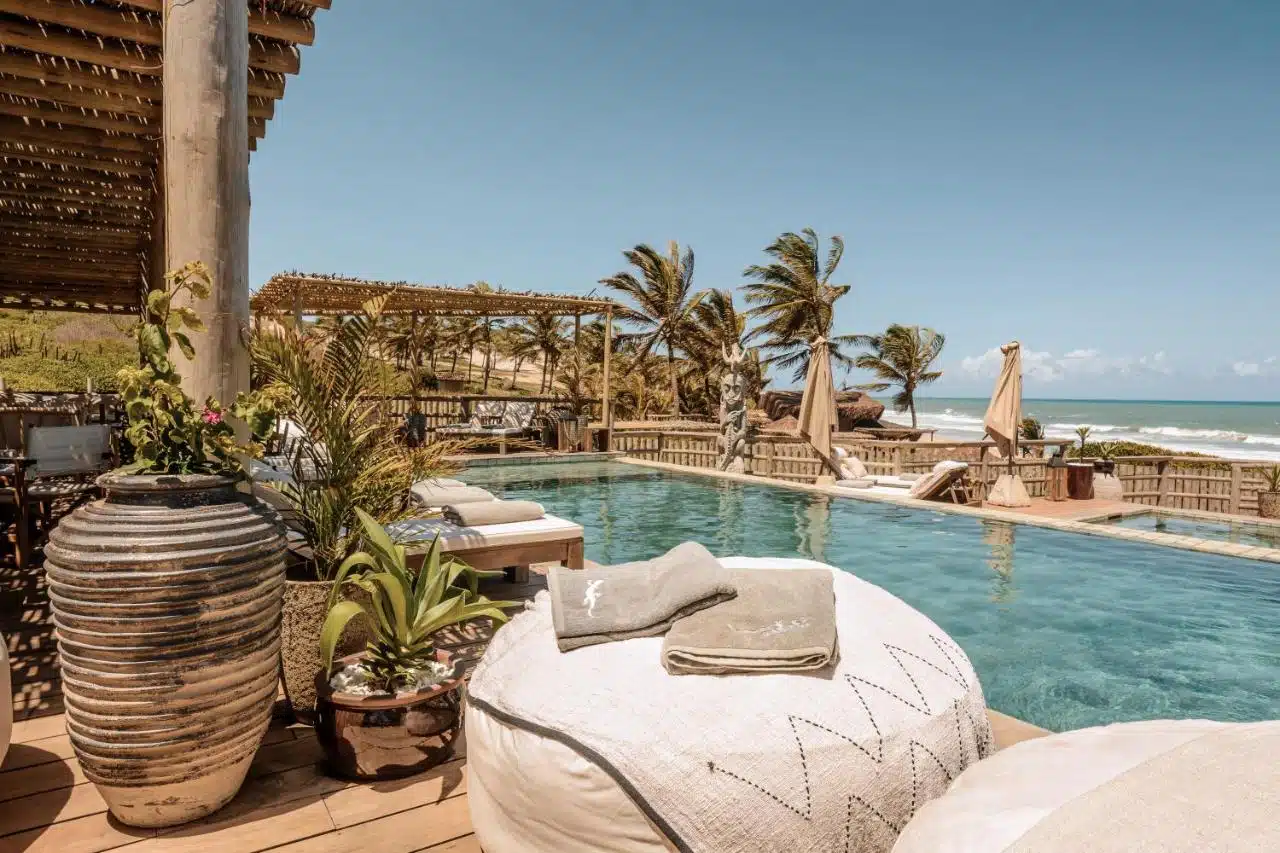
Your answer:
[759,389,886,430]
[0,1,329,314]
[252,272,618,318]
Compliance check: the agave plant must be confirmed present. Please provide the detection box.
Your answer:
[1258,466,1280,494]
[320,508,516,693]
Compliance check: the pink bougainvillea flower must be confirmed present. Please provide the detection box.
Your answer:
[200,408,223,425]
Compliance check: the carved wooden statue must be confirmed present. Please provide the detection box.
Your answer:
[718,343,750,472]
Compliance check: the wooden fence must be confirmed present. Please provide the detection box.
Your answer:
[363,394,600,430]
[613,428,1278,519]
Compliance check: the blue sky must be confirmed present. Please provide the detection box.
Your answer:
[250,1,1279,401]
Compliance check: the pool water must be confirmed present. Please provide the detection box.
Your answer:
[464,461,1280,732]
[1097,511,1280,551]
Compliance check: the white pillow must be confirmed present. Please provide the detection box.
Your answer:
[840,455,868,479]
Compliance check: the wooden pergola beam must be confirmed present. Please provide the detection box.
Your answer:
[1,174,151,200]
[0,288,139,305]
[1,264,142,283]
[0,18,291,95]
[0,6,302,76]
[0,146,153,178]
[108,0,317,46]
[0,114,155,154]
[0,297,135,314]
[0,98,156,136]
[0,242,140,261]
[0,217,148,240]
[0,189,150,212]
[0,97,265,139]
[0,73,158,118]
[0,51,158,100]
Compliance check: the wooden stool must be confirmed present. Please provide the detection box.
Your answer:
[1046,466,1069,501]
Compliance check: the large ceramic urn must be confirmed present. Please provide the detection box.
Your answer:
[44,474,287,828]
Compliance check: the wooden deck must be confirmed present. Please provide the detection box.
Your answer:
[3,563,1048,853]
[988,496,1147,522]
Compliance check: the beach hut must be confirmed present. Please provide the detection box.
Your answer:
[983,341,1032,507]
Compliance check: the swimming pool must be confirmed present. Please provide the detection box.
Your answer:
[464,460,1280,732]
[1094,510,1280,551]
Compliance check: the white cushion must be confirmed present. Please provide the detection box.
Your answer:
[388,514,583,550]
[839,455,868,480]
[894,720,1270,853]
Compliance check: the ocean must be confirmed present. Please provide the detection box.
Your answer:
[913,398,1280,462]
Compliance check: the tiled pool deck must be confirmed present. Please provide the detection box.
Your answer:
[615,458,1280,564]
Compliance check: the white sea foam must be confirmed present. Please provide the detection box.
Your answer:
[911,406,1280,462]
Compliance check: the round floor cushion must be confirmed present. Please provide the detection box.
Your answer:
[466,557,993,853]
[893,719,1280,853]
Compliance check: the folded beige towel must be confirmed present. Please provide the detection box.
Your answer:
[410,482,495,507]
[443,500,545,527]
[663,568,837,675]
[548,542,737,652]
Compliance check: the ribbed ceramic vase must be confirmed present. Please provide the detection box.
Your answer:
[44,473,287,828]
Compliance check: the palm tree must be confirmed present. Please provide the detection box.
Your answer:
[509,313,568,392]
[743,228,857,381]
[599,241,704,414]
[852,324,945,427]
[688,288,767,413]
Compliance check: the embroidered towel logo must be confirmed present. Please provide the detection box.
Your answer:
[733,617,812,637]
[583,579,605,617]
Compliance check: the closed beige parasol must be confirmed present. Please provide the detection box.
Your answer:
[983,341,1032,507]
[796,337,840,478]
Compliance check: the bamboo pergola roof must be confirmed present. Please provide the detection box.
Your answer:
[0,0,329,315]
[252,272,619,318]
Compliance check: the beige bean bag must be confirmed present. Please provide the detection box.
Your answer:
[894,719,1280,852]
[467,557,993,853]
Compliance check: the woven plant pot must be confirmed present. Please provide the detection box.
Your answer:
[280,573,371,726]
[44,473,286,828]
[1259,492,1280,520]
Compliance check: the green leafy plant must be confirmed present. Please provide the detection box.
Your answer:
[1075,426,1092,457]
[116,261,274,475]
[1095,441,1120,461]
[251,294,467,578]
[1019,416,1045,441]
[1258,466,1280,493]
[852,324,946,428]
[319,508,516,693]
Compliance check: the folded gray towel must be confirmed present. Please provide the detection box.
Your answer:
[443,500,545,527]
[662,569,837,675]
[548,542,737,652]
[410,483,495,507]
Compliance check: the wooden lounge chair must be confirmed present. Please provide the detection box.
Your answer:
[906,461,971,503]
[436,400,538,453]
[390,514,585,583]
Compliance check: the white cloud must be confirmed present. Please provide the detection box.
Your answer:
[1233,356,1277,378]
[959,347,1174,383]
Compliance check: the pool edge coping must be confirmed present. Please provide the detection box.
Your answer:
[614,457,1280,565]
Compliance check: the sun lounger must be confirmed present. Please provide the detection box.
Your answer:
[389,513,585,582]
[837,461,972,504]
[436,400,538,453]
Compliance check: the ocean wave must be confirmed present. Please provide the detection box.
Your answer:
[1138,426,1251,442]
[1047,422,1123,433]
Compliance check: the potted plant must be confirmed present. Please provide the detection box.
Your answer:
[251,296,468,724]
[316,508,514,780]
[1093,441,1119,476]
[1066,426,1095,499]
[1257,466,1280,519]
[43,262,284,828]
[1018,416,1044,456]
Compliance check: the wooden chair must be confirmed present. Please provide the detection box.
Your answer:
[24,425,115,540]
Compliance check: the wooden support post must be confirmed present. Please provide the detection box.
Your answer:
[1157,460,1171,507]
[1229,463,1243,515]
[602,308,613,443]
[892,445,903,475]
[163,0,250,407]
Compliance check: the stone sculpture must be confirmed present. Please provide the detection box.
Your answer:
[718,343,750,473]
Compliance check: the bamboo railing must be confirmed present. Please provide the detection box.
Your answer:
[613,426,1277,519]
[363,394,601,429]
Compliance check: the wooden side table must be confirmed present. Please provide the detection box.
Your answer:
[1066,463,1095,500]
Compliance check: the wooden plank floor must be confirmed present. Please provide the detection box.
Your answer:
[991,496,1145,522]
[4,564,1047,853]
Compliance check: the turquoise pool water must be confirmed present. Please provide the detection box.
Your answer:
[464,461,1280,732]
[1097,511,1280,551]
